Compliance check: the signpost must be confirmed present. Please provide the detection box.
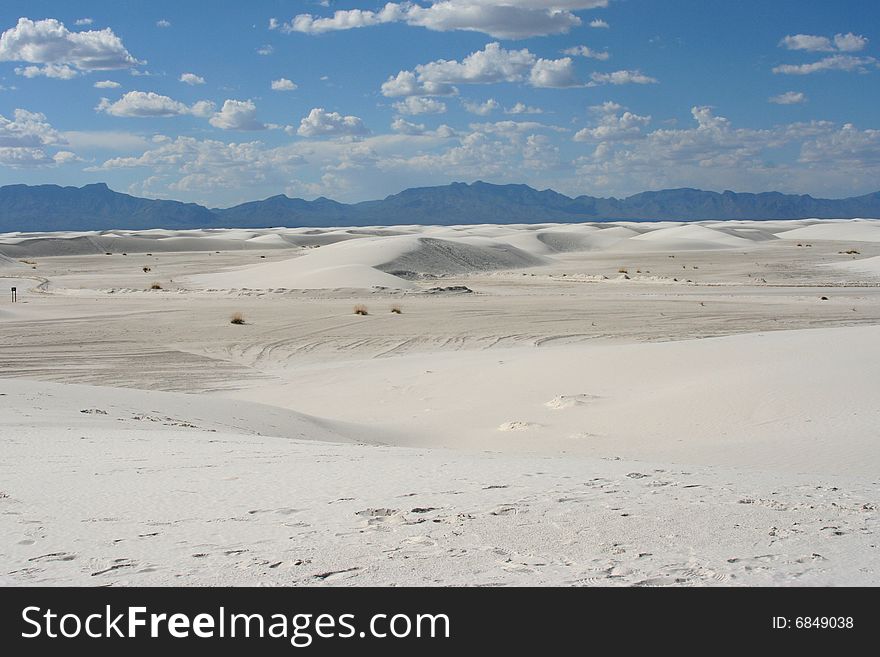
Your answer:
[10,286,16,303]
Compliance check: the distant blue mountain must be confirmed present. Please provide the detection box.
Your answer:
[2,181,879,232]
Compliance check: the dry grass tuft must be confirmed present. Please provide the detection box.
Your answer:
[143,266,152,273]
[618,267,628,274]
[390,304,402,314]
[353,304,369,315]
[230,312,246,324]
[150,282,162,290]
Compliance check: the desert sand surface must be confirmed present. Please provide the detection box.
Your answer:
[1,219,879,586]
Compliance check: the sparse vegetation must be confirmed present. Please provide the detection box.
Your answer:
[354,304,369,315]
[230,312,246,324]
[19,259,36,265]
[618,267,628,274]
[820,296,829,301]
[150,282,162,290]
[840,249,860,255]
[143,266,152,273]
[390,304,402,314]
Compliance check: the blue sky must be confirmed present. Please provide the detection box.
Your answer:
[0,0,878,206]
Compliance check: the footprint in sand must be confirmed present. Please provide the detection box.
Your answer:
[497,421,539,432]
[544,394,600,410]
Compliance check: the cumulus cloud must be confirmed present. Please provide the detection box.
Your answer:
[587,69,658,86]
[0,17,140,74]
[772,54,877,75]
[274,1,610,40]
[382,42,581,96]
[574,102,651,142]
[297,107,369,138]
[209,100,266,130]
[0,108,70,167]
[257,44,274,55]
[96,91,215,118]
[529,57,580,87]
[15,63,78,79]
[98,136,307,195]
[156,20,171,28]
[94,79,120,88]
[462,98,499,115]
[179,72,205,85]
[779,32,868,53]
[75,18,93,26]
[394,96,448,115]
[391,117,456,137]
[380,70,457,97]
[562,45,609,60]
[769,91,807,105]
[589,19,609,28]
[271,78,298,91]
[505,101,543,114]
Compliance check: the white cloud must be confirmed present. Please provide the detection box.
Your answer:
[587,69,658,86]
[834,32,869,52]
[75,18,93,26]
[276,1,609,40]
[380,70,457,97]
[0,17,139,72]
[0,108,68,167]
[257,44,274,55]
[779,34,835,52]
[156,20,171,28]
[562,45,609,60]
[391,117,428,135]
[505,102,543,114]
[589,19,609,28]
[799,123,880,168]
[98,136,307,195]
[462,98,499,115]
[529,57,580,88]
[96,91,215,118]
[297,107,368,138]
[94,79,120,88]
[769,91,807,105]
[574,102,651,142]
[391,117,456,137]
[382,42,581,96]
[779,32,868,53]
[15,63,78,79]
[179,72,205,85]
[209,100,266,131]
[394,96,448,115]
[773,54,877,75]
[271,78,298,91]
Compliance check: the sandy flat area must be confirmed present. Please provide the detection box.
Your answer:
[1,219,879,586]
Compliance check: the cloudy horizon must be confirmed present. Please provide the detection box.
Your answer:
[0,1,878,206]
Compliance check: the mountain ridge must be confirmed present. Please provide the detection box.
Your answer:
[2,181,880,232]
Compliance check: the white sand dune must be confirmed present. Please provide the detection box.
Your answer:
[2,217,880,586]
[822,254,880,276]
[232,325,880,475]
[190,234,547,289]
[775,220,880,243]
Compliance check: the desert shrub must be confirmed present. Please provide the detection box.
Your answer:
[354,304,369,315]
[390,305,402,314]
[230,312,246,324]
[618,267,628,274]
[150,282,162,290]
[143,266,151,272]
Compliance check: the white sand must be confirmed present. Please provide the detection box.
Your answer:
[1,218,879,586]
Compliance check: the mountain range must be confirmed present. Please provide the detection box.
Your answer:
[1,181,879,232]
